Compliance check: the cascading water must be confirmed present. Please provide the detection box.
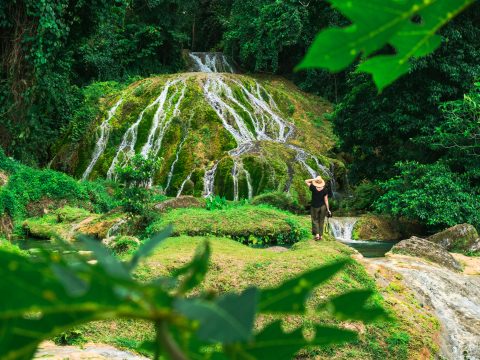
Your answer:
[82,99,123,180]
[106,79,186,181]
[176,171,193,198]
[84,51,336,200]
[329,217,360,242]
[189,52,234,73]
[164,130,188,194]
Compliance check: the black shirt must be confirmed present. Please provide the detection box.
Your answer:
[310,184,328,208]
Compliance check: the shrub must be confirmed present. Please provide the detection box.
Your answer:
[374,161,480,230]
[251,191,303,213]
[115,153,161,217]
[110,236,140,255]
[206,195,228,211]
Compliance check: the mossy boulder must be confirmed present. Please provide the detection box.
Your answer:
[53,73,342,207]
[353,215,424,241]
[154,196,205,212]
[427,224,480,253]
[389,236,462,271]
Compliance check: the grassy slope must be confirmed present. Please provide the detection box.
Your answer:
[81,234,438,359]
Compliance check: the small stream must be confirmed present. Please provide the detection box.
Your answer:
[328,217,398,257]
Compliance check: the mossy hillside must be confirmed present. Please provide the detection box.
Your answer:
[80,236,438,359]
[22,207,124,241]
[54,73,339,204]
[146,204,310,245]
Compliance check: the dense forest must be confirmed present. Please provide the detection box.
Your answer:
[1,1,479,359]
[1,0,479,230]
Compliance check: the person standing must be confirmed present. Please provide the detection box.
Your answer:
[305,176,331,240]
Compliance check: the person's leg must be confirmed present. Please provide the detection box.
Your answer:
[318,205,327,239]
[311,207,320,239]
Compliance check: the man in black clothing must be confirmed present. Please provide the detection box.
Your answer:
[305,176,331,240]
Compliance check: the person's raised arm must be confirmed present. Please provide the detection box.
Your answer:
[305,178,314,186]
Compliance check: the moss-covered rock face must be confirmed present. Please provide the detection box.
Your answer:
[427,224,480,253]
[353,215,425,241]
[53,72,339,206]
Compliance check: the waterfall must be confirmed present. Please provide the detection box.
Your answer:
[85,51,337,201]
[329,217,360,242]
[82,98,123,180]
[141,79,186,157]
[244,167,253,199]
[203,162,219,197]
[164,131,188,194]
[107,79,186,180]
[176,171,193,198]
[189,52,234,73]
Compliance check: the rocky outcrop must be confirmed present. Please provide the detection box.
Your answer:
[366,255,480,359]
[390,236,462,271]
[352,215,424,241]
[35,342,148,360]
[427,223,480,253]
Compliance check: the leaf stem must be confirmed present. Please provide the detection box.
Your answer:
[155,321,188,360]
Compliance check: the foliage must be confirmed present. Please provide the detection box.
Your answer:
[420,81,480,190]
[297,0,476,90]
[0,230,388,360]
[110,236,141,255]
[115,153,161,217]
[374,161,480,230]
[205,195,229,211]
[0,149,117,220]
[332,7,480,182]
[53,329,87,346]
[341,181,383,212]
[251,191,303,213]
[147,205,309,246]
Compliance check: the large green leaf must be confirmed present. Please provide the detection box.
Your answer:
[227,321,357,360]
[258,260,349,313]
[172,241,211,295]
[297,0,475,90]
[174,287,258,343]
[129,225,173,271]
[319,290,391,323]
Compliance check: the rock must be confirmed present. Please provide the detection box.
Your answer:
[352,215,424,241]
[389,236,462,271]
[427,223,480,252]
[0,214,13,239]
[154,196,205,212]
[35,341,148,359]
[0,171,8,187]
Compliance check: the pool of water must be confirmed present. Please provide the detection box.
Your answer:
[15,238,94,260]
[339,240,398,258]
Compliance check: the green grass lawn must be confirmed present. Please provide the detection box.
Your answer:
[80,235,439,359]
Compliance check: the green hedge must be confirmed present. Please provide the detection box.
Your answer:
[146,205,309,246]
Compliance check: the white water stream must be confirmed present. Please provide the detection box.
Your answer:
[82,98,123,180]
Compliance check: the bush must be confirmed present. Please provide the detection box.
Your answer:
[206,195,228,211]
[251,192,303,213]
[374,161,480,230]
[0,148,117,221]
[115,153,161,217]
[109,236,140,255]
[146,205,309,246]
[340,181,382,213]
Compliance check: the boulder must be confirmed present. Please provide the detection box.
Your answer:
[352,215,424,242]
[427,224,480,253]
[389,236,462,272]
[154,196,205,212]
[0,171,8,187]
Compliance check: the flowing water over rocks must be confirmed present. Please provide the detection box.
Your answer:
[77,52,335,201]
[367,255,480,360]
